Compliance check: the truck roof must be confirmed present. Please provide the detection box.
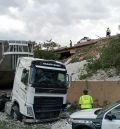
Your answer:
[18,57,65,69]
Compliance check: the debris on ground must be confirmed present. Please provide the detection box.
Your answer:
[0,112,71,129]
[0,91,10,112]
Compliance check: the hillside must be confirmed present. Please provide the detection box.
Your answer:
[66,35,120,80]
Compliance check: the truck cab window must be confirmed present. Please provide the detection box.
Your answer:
[21,69,29,85]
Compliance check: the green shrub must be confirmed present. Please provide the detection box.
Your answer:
[34,49,60,60]
[79,36,120,79]
[79,72,92,80]
[87,59,101,73]
[99,37,120,69]
[69,57,79,63]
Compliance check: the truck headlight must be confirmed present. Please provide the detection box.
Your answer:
[27,106,34,116]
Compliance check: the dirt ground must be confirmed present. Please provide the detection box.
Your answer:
[0,112,69,129]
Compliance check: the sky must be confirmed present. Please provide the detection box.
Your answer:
[0,0,120,46]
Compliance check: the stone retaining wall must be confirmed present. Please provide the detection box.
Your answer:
[67,81,120,106]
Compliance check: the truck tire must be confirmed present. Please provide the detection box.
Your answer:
[11,105,22,121]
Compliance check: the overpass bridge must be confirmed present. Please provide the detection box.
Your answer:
[53,35,119,59]
[53,40,97,58]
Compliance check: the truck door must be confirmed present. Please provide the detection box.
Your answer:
[102,105,120,129]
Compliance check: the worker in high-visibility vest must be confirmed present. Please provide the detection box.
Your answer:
[106,27,111,37]
[79,89,93,110]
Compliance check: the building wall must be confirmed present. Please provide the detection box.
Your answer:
[67,81,120,107]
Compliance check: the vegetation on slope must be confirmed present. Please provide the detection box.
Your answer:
[79,36,120,79]
[69,44,100,63]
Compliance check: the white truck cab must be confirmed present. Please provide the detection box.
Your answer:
[8,57,69,122]
[67,100,120,129]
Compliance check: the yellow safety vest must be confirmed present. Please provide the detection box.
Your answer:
[79,95,93,109]
[107,28,111,33]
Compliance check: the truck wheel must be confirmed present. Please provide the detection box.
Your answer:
[11,105,22,121]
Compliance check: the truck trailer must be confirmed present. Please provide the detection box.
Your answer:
[0,40,34,89]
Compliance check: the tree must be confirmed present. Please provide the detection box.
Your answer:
[34,42,60,60]
[34,42,42,51]
[34,49,60,60]
[42,39,61,51]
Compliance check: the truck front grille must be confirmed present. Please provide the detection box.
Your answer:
[33,97,63,120]
[35,87,67,94]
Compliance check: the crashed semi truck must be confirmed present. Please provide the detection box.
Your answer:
[6,57,69,122]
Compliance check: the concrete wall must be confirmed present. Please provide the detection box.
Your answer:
[67,81,120,107]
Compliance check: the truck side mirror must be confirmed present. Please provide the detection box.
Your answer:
[67,73,75,88]
[66,74,72,88]
[105,113,116,120]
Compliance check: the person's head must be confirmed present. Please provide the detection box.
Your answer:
[83,89,88,95]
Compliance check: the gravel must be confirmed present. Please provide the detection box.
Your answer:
[51,119,71,129]
[0,112,71,129]
[0,112,8,121]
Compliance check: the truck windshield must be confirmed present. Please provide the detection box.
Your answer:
[30,67,67,88]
